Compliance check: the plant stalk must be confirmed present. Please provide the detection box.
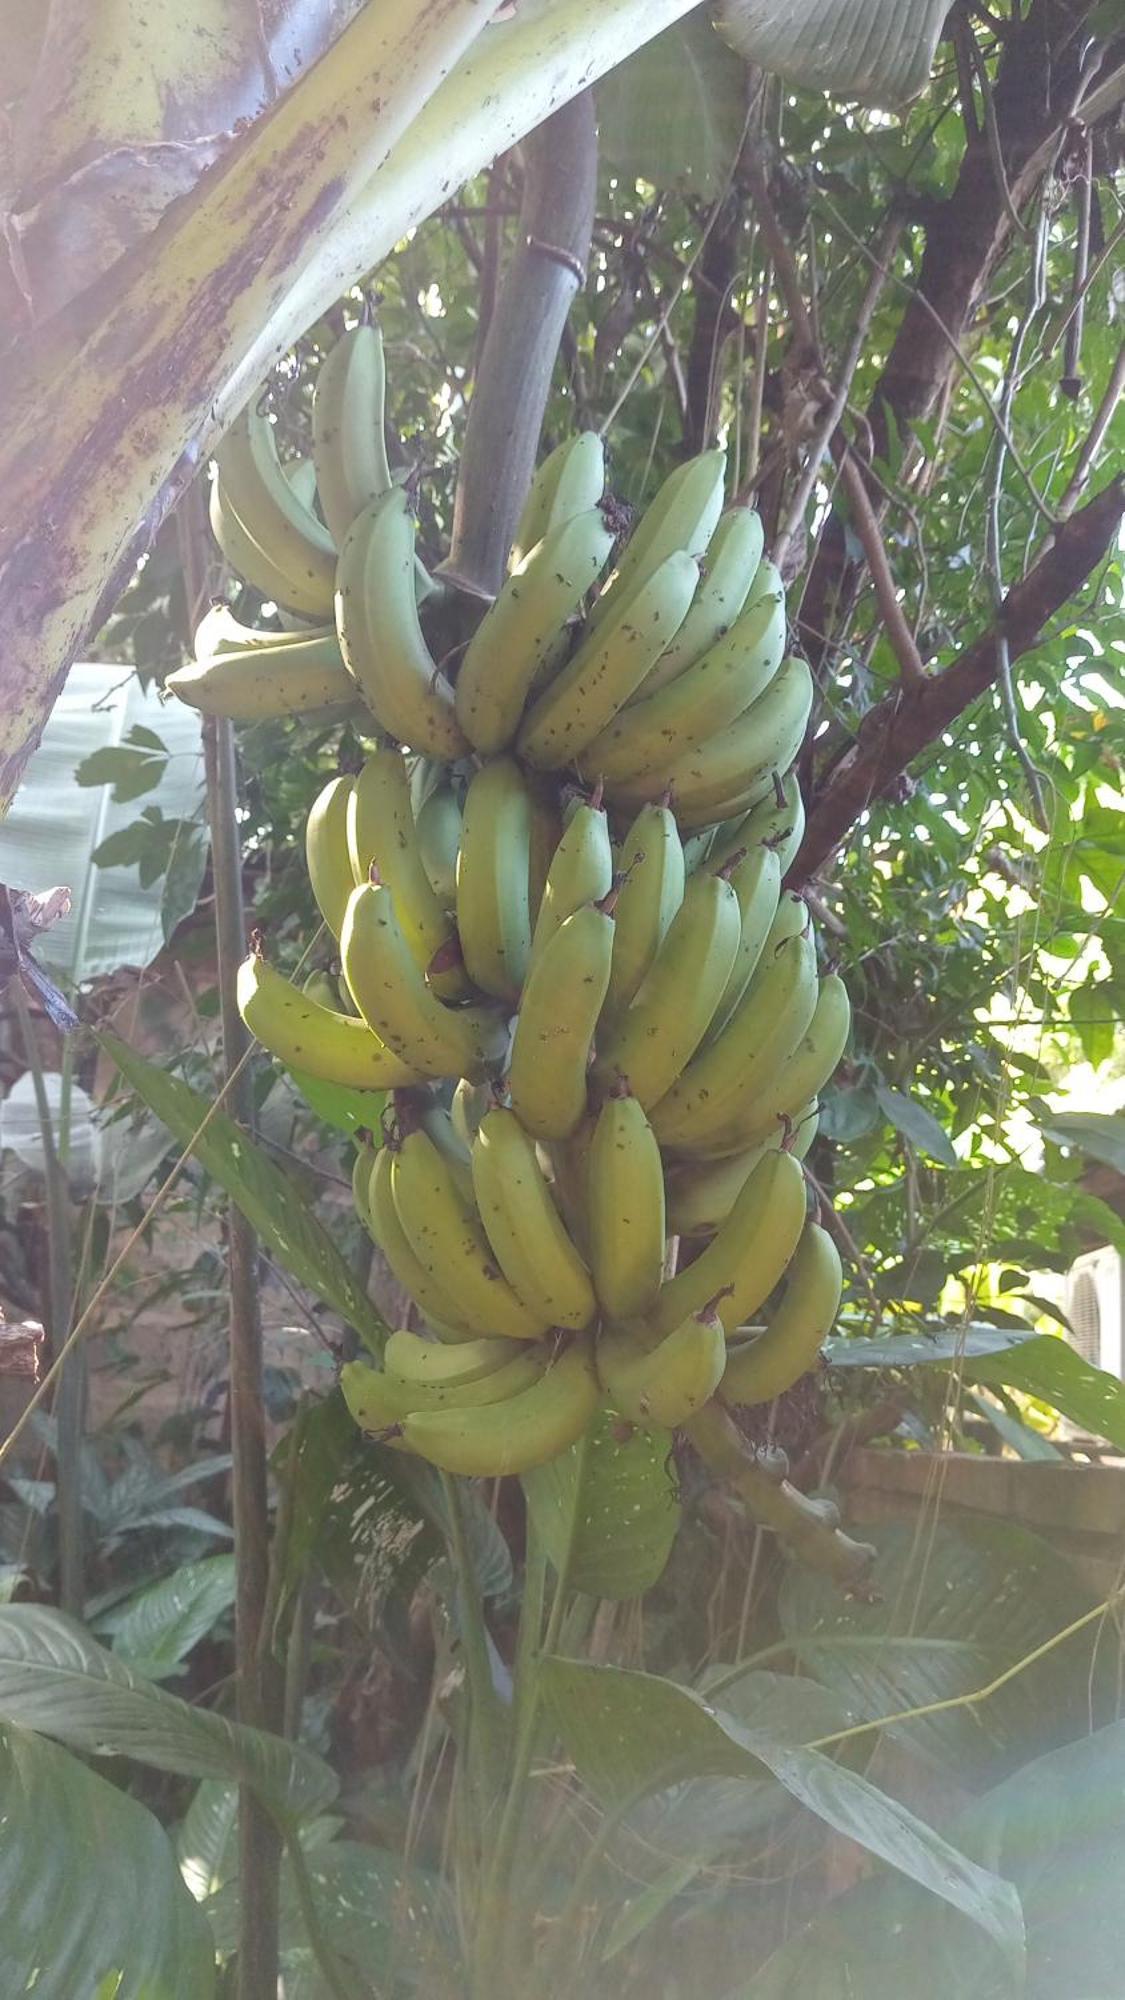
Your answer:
[440,1472,506,1828]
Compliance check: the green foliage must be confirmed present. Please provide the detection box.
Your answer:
[523,1409,681,1599]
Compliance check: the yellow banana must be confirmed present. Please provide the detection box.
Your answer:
[649,933,819,1155]
[165,634,357,722]
[529,791,613,960]
[401,1333,600,1475]
[305,774,356,937]
[603,804,685,1024]
[471,1106,596,1330]
[237,953,422,1089]
[587,1089,666,1319]
[416,1095,476,1205]
[302,968,343,1012]
[606,655,813,821]
[456,757,534,1002]
[508,902,615,1140]
[193,604,330,660]
[665,1100,819,1236]
[362,1144,480,1341]
[414,782,463,906]
[589,448,726,631]
[311,321,393,546]
[516,551,700,771]
[341,883,506,1082]
[341,1347,547,1429]
[645,1149,808,1337]
[580,576,785,787]
[214,406,337,613]
[383,1329,516,1387]
[335,490,468,760]
[597,1302,726,1429]
[674,769,780,834]
[347,749,464,999]
[390,1127,547,1341]
[511,432,606,570]
[709,769,805,878]
[704,845,783,1039]
[627,504,765,700]
[735,975,851,1150]
[721,1223,842,1405]
[595,871,741,1109]
[455,509,614,753]
[208,477,317,617]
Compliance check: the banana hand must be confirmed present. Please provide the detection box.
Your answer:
[341,882,506,1081]
[391,1127,547,1341]
[646,1149,807,1338]
[401,1334,600,1475]
[597,1303,725,1429]
[237,953,422,1089]
[595,871,741,1109]
[627,504,765,700]
[721,1222,842,1405]
[336,490,468,760]
[214,406,336,614]
[472,1106,596,1330]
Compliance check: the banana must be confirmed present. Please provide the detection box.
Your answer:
[508,902,615,1140]
[209,477,315,617]
[510,431,606,570]
[709,769,805,877]
[383,1329,516,1387]
[363,1144,480,1341]
[401,1333,600,1475]
[589,448,726,632]
[704,846,782,1039]
[312,321,393,546]
[604,654,814,821]
[587,1089,666,1319]
[529,791,613,960]
[284,457,320,513]
[193,605,330,660]
[390,1127,548,1341]
[302,968,343,1012]
[347,749,464,999]
[414,782,463,906]
[416,1095,476,1205]
[471,1106,596,1330]
[341,1347,547,1429]
[237,953,422,1088]
[455,509,614,753]
[341,883,506,1081]
[674,769,781,835]
[165,635,357,722]
[335,490,468,760]
[721,1223,842,1406]
[305,775,356,937]
[456,758,534,1002]
[597,1301,725,1429]
[603,803,685,1025]
[648,932,819,1155]
[594,871,741,1109]
[451,1076,490,1150]
[734,975,851,1151]
[665,1100,819,1236]
[516,551,700,772]
[578,575,786,787]
[645,1149,808,1338]
[627,505,766,700]
[214,406,337,612]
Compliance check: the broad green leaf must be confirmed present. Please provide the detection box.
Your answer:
[967,1335,1125,1452]
[523,1408,680,1599]
[875,1084,958,1165]
[718,0,949,101]
[1031,1110,1125,1176]
[598,14,748,195]
[75,743,167,802]
[969,1389,1064,1462]
[177,1780,239,1901]
[826,1325,1036,1369]
[0,661,203,979]
[779,1518,1110,1775]
[0,1723,215,1999]
[286,1068,388,1138]
[540,1659,1024,1976]
[97,1554,236,1679]
[100,1030,385,1350]
[0,1605,334,1820]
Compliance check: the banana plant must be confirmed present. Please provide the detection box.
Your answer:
[0,0,951,811]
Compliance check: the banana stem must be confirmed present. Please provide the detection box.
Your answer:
[440,1473,506,1826]
[684,1401,875,1588]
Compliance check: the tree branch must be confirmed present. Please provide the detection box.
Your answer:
[791,475,1124,885]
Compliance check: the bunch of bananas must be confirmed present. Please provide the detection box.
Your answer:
[169,323,851,1481]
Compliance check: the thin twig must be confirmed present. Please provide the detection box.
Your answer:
[835,448,926,690]
[1056,342,1125,520]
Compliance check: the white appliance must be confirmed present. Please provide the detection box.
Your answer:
[1064,1245,1125,1379]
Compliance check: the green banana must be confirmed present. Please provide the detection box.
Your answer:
[587,1088,666,1319]
[342,1349,547,1430]
[165,634,357,722]
[606,654,814,822]
[516,551,700,771]
[627,504,765,700]
[417,1096,476,1205]
[305,775,356,938]
[597,1302,725,1429]
[529,791,613,960]
[508,901,615,1140]
[214,406,337,612]
[735,975,851,1151]
[510,432,606,570]
[455,509,614,753]
[301,968,344,1012]
[237,954,422,1088]
[451,1076,490,1150]
[589,448,726,631]
[341,883,506,1081]
[401,1334,600,1475]
[704,845,782,1039]
[721,1223,842,1405]
[581,576,786,788]
[709,768,806,878]
[335,490,468,760]
[595,871,741,1109]
[603,803,685,1024]
[193,604,330,660]
[347,749,464,999]
[209,477,318,618]
[383,1329,516,1387]
[649,933,819,1155]
[414,781,463,906]
[472,1106,596,1330]
[362,1144,479,1341]
[665,1100,818,1236]
[311,321,393,546]
[390,1127,548,1341]
[456,757,534,1002]
[645,1149,808,1338]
